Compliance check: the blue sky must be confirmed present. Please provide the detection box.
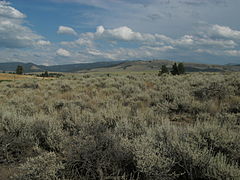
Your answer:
[0,0,240,65]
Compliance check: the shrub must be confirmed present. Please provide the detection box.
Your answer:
[64,131,136,179]
[158,65,169,76]
[20,82,39,89]
[16,151,64,180]
[31,116,65,152]
[0,71,240,179]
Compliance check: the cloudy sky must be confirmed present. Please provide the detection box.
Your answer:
[0,0,240,65]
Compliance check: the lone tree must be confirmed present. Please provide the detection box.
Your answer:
[178,63,185,74]
[158,65,169,76]
[43,71,49,77]
[16,65,23,74]
[171,63,179,75]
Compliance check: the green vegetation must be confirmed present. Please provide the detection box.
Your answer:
[159,63,185,76]
[37,72,64,78]
[178,62,185,74]
[43,71,49,77]
[16,65,24,75]
[158,65,169,76]
[171,62,185,75]
[0,72,240,179]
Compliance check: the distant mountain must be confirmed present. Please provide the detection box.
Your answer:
[1,60,240,73]
[81,60,240,73]
[0,62,42,72]
[0,61,124,73]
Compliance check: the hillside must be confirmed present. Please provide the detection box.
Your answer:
[0,61,124,73]
[80,60,240,72]
[1,60,240,73]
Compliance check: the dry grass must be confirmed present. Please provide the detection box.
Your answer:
[0,73,34,80]
[0,73,55,81]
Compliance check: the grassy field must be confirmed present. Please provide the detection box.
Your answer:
[0,73,55,81]
[0,73,36,80]
[0,71,240,179]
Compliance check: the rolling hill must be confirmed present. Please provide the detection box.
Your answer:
[77,60,240,73]
[0,61,124,73]
[1,60,240,73]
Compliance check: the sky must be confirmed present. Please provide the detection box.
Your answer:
[0,0,240,65]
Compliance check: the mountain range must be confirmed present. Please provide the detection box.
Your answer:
[0,61,123,73]
[1,60,240,73]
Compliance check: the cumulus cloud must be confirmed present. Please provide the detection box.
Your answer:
[210,24,240,40]
[59,24,240,64]
[0,19,43,48]
[96,26,105,35]
[142,46,174,52]
[1,1,240,65]
[61,38,94,48]
[36,40,51,46]
[155,33,237,49]
[56,48,71,57]
[95,26,155,42]
[0,1,25,19]
[173,35,194,46]
[196,38,236,48]
[195,49,240,57]
[61,25,157,49]
[224,50,240,56]
[57,26,77,36]
[0,2,49,48]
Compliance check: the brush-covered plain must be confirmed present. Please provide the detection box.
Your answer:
[0,72,240,180]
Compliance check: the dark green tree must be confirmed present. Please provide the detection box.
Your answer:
[158,65,169,76]
[171,63,179,75]
[178,63,185,74]
[43,71,49,77]
[16,65,23,75]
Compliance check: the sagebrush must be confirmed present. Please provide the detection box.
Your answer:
[0,72,240,179]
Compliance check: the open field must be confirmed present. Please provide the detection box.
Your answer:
[0,73,55,82]
[0,71,240,179]
[0,73,37,81]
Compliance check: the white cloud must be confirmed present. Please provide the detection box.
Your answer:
[224,50,240,56]
[99,26,142,41]
[0,1,25,19]
[195,49,240,57]
[95,26,155,42]
[36,40,51,46]
[0,19,43,48]
[211,25,240,40]
[57,26,77,36]
[58,24,240,64]
[158,34,237,49]
[0,2,48,48]
[196,38,236,48]
[173,35,194,46]
[56,48,71,57]
[195,49,220,56]
[60,25,156,48]
[61,38,94,48]
[96,25,105,35]
[142,45,174,52]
